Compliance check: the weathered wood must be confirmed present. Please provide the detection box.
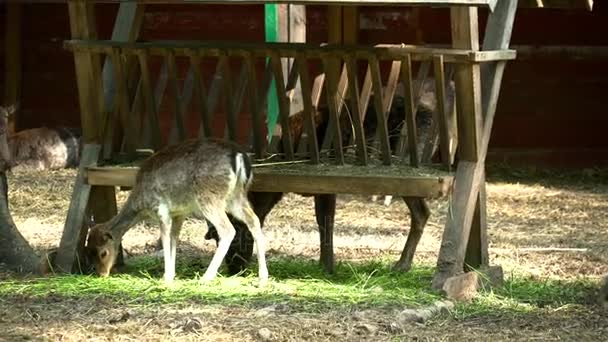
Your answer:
[53,0,499,10]
[218,53,238,141]
[189,53,213,138]
[111,50,137,153]
[433,0,518,289]
[65,40,517,64]
[400,54,419,166]
[368,56,392,165]
[270,52,295,159]
[55,145,102,273]
[244,53,266,158]
[344,55,368,164]
[432,55,451,167]
[4,3,21,134]
[85,165,453,198]
[296,55,321,163]
[166,50,187,144]
[321,56,345,164]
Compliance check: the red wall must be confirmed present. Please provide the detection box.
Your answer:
[1,3,607,167]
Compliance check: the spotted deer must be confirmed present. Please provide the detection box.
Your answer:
[8,126,82,171]
[85,138,269,286]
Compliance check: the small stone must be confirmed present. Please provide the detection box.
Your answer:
[478,266,505,289]
[258,327,272,341]
[442,272,479,302]
[355,323,378,335]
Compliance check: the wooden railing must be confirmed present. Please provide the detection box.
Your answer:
[64,39,516,171]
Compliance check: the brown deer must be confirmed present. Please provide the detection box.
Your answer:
[7,126,82,171]
[85,138,269,286]
[206,79,454,275]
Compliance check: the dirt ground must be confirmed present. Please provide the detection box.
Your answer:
[1,168,608,341]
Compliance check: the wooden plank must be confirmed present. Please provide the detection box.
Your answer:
[166,50,187,144]
[244,54,266,159]
[433,0,518,288]
[218,54,239,141]
[432,55,451,167]
[55,144,101,273]
[368,56,392,165]
[68,2,102,144]
[396,60,430,158]
[65,40,517,64]
[54,0,498,10]
[137,51,161,149]
[111,50,137,153]
[188,53,212,138]
[295,55,321,163]
[4,3,21,134]
[344,55,368,164]
[100,3,145,152]
[399,55,419,166]
[270,53,295,159]
[85,165,453,198]
[451,6,482,162]
[321,56,345,164]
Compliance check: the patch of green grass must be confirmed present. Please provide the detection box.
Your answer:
[0,256,440,311]
[0,256,599,317]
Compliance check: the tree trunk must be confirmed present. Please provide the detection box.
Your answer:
[0,171,40,273]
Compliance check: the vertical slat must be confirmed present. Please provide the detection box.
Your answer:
[399,54,419,167]
[297,67,325,157]
[189,52,213,138]
[358,66,373,115]
[225,62,249,140]
[321,55,344,164]
[204,58,227,139]
[296,54,320,163]
[368,55,392,165]
[344,54,368,164]
[219,53,238,142]
[244,53,266,159]
[433,55,451,167]
[373,60,401,149]
[270,52,295,160]
[310,73,325,109]
[137,50,162,150]
[166,50,186,144]
[110,49,136,153]
[321,65,348,151]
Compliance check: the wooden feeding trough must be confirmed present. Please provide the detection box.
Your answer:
[54,0,519,289]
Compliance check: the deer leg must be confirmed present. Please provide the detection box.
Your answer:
[206,191,283,275]
[227,195,269,286]
[315,194,336,274]
[170,216,185,271]
[200,210,236,283]
[393,197,430,272]
[157,207,175,283]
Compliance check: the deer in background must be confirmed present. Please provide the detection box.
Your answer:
[0,103,82,172]
[206,79,454,276]
[85,138,269,286]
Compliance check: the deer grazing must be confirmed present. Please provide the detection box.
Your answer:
[85,138,269,286]
[206,79,454,275]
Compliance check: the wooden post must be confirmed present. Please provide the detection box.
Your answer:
[57,1,144,273]
[433,1,518,289]
[4,3,22,134]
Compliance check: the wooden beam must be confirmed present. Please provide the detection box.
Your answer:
[433,0,518,289]
[85,165,453,198]
[33,0,499,10]
[4,3,21,134]
[55,145,102,273]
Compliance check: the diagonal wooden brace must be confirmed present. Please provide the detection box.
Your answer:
[432,0,519,289]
